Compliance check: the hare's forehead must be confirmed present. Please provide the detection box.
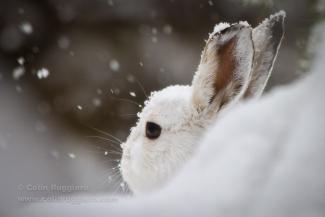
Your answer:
[140,85,193,126]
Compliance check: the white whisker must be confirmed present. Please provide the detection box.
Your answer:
[134,77,148,98]
[110,96,142,107]
[86,126,123,144]
[86,135,120,145]
[117,113,138,117]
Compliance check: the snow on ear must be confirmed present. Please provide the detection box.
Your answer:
[191,23,254,112]
[244,11,286,99]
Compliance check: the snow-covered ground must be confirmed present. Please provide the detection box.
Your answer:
[16,20,325,217]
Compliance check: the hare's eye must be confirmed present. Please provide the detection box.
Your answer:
[146,122,161,139]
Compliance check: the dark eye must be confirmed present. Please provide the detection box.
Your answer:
[146,122,161,139]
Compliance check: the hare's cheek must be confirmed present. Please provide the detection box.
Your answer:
[120,160,134,188]
[129,140,144,161]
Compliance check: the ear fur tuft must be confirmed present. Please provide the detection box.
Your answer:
[192,24,254,112]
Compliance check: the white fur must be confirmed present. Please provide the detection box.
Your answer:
[121,12,285,193]
[120,85,206,193]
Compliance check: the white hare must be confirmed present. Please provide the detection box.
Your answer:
[120,11,285,194]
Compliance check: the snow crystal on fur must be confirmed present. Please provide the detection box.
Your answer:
[212,22,230,35]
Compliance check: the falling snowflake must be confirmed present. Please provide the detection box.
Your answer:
[127,74,135,83]
[316,0,325,13]
[163,24,173,35]
[104,151,108,156]
[92,98,102,107]
[15,85,22,93]
[107,0,114,6]
[139,62,144,67]
[12,66,25,80]
[68,153,76,159]
[17,57,25,65]
[36,68,50,79]
[76,105,83,110]
[96,88,103,95]
[109,59,120,71]
[129,91,136,97]
[20,22,33,35]
[152,27,158,35]
[58,36,70,49]
[18,8,24,15]
[151,36,158,43]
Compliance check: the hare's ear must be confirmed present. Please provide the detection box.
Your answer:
[243,11,285,99]
[191,23,254,112]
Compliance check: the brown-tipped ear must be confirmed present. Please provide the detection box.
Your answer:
[244,11,286,99]
[191,23,254,113]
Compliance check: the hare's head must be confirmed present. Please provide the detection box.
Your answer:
[120,12,285,193]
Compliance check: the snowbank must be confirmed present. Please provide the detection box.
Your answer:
[19,22,325,217]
